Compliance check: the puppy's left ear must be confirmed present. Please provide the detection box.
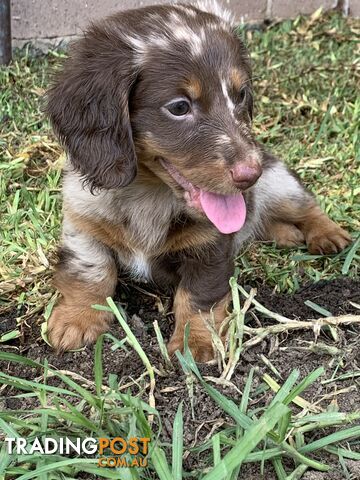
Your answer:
[234,32,253,121]
[45,23,138,190]
[247,88,254,121]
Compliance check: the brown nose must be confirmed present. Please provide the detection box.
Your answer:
[230,163,262,190]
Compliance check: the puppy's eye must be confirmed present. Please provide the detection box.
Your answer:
[166,100,191,116]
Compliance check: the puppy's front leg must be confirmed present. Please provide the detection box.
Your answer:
[167,247,233,362]
[257,157,351,254]
[48,218,117,351]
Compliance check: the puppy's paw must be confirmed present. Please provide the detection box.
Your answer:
[47,304,113,352]
[269,222,305,248]
[307,223,351,255]
[167,335,214,363]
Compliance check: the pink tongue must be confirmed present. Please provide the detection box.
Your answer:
[199,190,246,234]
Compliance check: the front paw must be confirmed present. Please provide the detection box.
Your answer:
[269,222,305,248]
[47,304,113,352]
[307,223,351,255]
[167,334,215,363]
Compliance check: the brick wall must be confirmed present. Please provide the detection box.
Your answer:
[10,0,360,48]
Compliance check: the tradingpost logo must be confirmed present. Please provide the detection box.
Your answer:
[5,436,151,468]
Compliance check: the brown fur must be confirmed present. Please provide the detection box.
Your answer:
[230,68,243,90]
[183,76,203,99]
[67,208,131,252]
[45,3,351,361]
[168,288,230,362]
[297,205,351,254]
[268,202,351,254]
[67,207,219,255]
[263,221,305,248]
[48,267,117,351]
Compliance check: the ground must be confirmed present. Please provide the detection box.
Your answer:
[0,9,359,480]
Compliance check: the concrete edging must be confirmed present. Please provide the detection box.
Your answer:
[10,0,359,51]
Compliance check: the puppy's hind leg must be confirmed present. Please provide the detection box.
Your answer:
[48,218,117,352]
[262,221,305,248]
[256,157,351,254]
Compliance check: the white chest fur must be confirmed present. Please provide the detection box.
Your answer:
[123,250,152,281]
[131,251,152,280]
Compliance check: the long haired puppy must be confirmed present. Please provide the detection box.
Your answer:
[46,1,351,361]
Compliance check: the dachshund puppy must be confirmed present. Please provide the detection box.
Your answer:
[46,1,351,361]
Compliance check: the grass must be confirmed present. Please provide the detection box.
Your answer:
[0,10,359,480]
[0,12,359,317]
[0,296,359,479]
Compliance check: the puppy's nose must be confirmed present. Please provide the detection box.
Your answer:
[230,163,262,190]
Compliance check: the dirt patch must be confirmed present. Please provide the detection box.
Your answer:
[0,277,359,478]
[256,277,359,318]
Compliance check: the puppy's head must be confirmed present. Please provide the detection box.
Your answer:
[46,2,262,231]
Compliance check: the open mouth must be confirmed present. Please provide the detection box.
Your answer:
[159,158,247,235]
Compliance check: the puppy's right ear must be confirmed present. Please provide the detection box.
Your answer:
[45,23,138,190]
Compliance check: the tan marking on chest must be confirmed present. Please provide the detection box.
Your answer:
[67,207,219,257]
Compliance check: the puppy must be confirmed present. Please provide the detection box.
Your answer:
[46,1,351,361]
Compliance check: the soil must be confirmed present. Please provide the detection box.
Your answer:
[0,277,359,479]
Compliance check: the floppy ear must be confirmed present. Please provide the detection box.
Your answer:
[232,31,253,121]
[45,27,137,190]
[247,87,254,121]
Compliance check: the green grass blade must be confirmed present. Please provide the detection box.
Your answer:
[0,372,80,398]
[277,410,291,443]
[153,320,172,368]
[342,232,360,274]
[304,300,332,317]
[202,403,290,480]
[212,433,221,466]
[0,418,19,475]
[325,446,360,460]
[77,466,138,479]
[269,370,300,406]
[0,351,48,368]
[94,334,104,397]
[0,352,99,407]
[177,350,252,430]
[15,459,99,480]
[172,401,184,480]
[283,367,324,405]
[106,298,155,408]
[0,417,20,438]
[54,397,100,432]
[201,381,252,430]
[151,446,173,480]
[300,425,360,453]
[245,447,283,463]
[272,458,287,480]
[286,464,308,480]
[239,367,254,414]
